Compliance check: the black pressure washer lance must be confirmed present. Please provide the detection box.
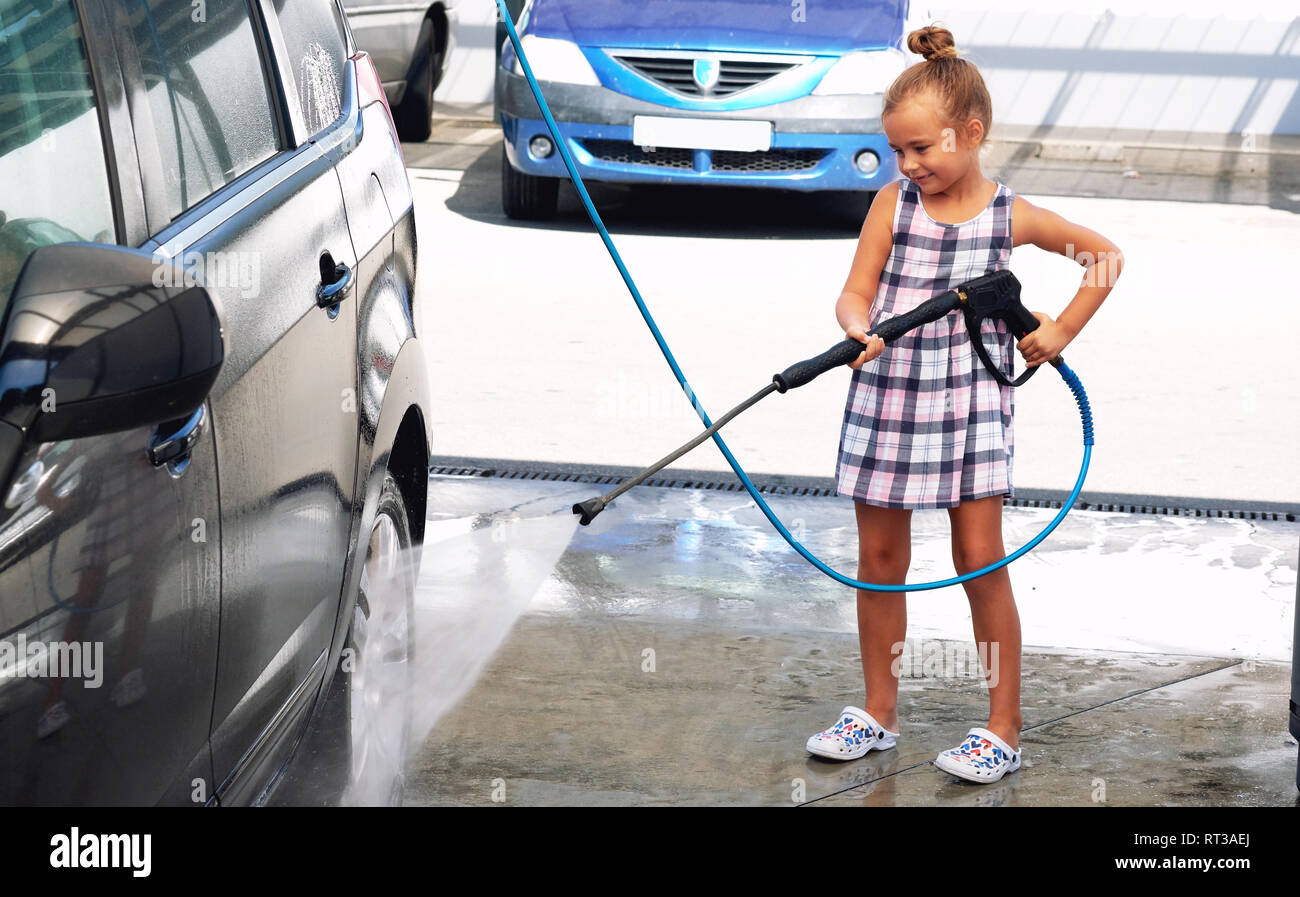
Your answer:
[574,268,1075,527]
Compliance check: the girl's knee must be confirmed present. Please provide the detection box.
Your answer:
[951,543,1005,576]
[860,543,910,580]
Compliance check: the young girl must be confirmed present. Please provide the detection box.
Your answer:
[805,25,1123,783]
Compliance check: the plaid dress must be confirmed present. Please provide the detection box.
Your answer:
[835,177,1016,509]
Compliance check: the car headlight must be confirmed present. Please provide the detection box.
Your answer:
[510,35,600,87]
[811,49,905,96]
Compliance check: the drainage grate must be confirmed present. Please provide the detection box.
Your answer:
[432,465,841,496]
[429,465,1296,522]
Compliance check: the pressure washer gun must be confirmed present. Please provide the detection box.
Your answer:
[774,268,1057,393]
[574,268,1062,525]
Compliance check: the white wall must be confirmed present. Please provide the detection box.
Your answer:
[933,0,1300,135]
[440,0,1300,135]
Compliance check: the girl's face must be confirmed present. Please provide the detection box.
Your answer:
[883,91,982,192]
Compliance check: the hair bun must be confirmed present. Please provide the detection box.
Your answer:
[907,25,959,62]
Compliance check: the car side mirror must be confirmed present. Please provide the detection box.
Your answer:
[0,243,226,487]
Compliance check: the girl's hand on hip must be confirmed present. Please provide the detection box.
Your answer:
[1016,312,1071,367]
[845,324,885,370]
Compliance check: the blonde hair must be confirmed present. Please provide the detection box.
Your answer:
[884,25,993,144]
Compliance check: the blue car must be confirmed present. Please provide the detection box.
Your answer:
[495,0,911,219]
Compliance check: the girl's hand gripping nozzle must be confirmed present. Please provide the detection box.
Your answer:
[773,289,965,392]
[771,270,1048,394]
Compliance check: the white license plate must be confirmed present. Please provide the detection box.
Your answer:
[631,115,773,152]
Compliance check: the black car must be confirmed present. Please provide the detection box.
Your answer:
[0,0,431,805]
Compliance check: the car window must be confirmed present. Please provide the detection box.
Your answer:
[272,0,348,136]
[127,0,279,222]
[0,0,116,306]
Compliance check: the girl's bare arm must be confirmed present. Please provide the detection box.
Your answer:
[1012,196,1125,366]
[835,182,898,369]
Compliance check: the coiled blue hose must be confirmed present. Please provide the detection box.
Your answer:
[496,0,1094,591]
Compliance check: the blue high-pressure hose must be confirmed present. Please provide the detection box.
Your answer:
[497,1,1094,592]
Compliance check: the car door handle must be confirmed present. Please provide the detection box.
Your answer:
[148,404,206,472]
[316,260,355,308]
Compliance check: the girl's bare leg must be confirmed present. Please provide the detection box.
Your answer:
[947,494,1022,750]
[854,500,913,732]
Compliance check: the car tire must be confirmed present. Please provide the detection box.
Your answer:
[317,471,415,805]
[502,145,559,220]
[395,22,438,143]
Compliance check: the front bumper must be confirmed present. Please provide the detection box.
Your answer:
[496,69,896,192]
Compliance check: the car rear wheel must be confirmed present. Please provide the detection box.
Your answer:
[395,21,438,143]
[502,145,559,220]
[319,472,414,805]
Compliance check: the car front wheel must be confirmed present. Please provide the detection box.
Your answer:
[502,145,559,220]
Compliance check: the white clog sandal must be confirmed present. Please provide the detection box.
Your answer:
[806,706,899,761]
[934,727,1022,783]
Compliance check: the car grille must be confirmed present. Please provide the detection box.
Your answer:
[610,53,801,97]
[712,149,826,172]
[581,139,827,173]
[582,139,694,168]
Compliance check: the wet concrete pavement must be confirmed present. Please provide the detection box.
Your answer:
[406,475,1299,806]
[400,117,1299,806]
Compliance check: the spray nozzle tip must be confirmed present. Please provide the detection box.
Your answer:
[572,497,606,526]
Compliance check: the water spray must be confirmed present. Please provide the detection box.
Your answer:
[498,0,1095,593]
